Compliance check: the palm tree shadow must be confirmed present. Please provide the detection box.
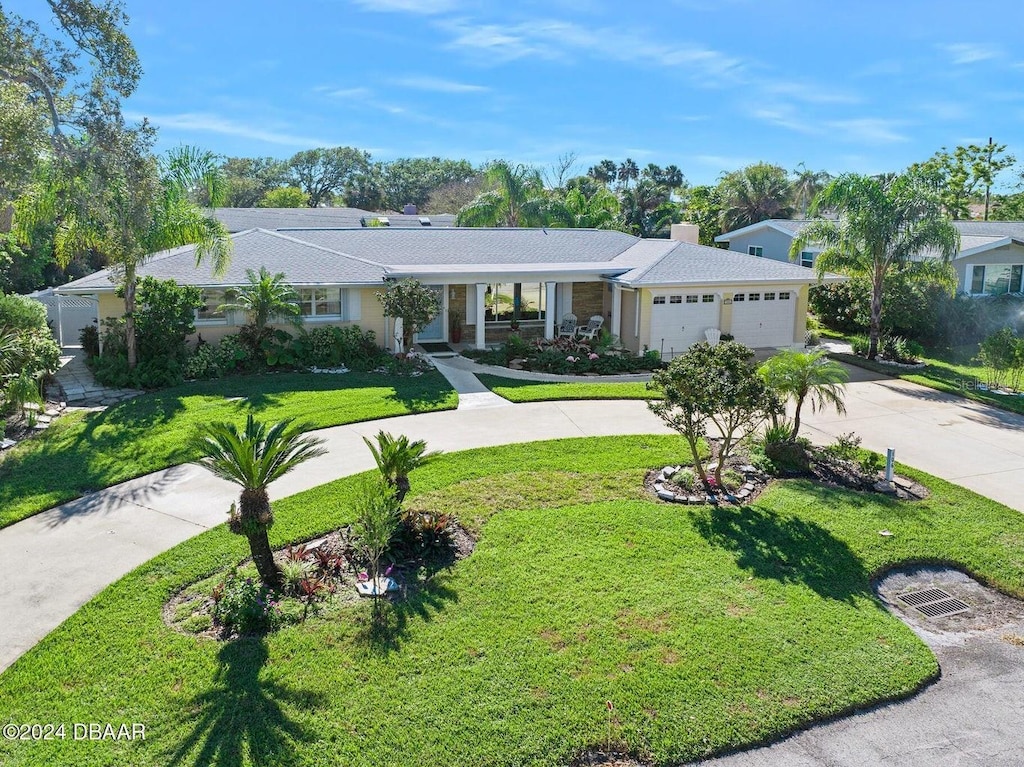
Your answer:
[690,503,869,602]
[168,639,324,767]
[355,580,458,654]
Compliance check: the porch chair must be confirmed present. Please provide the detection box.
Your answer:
[576,315,604,341]
[556,313,578,338]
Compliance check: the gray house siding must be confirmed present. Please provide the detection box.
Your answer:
[956,242,1024,295]
[719,227,811,267]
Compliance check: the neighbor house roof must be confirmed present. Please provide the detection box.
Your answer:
[58,226,840,294]
[611,240,842,288]
[210,207,455,232]
[714,219,815,242]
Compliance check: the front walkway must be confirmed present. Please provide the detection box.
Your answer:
[52,348,143,407]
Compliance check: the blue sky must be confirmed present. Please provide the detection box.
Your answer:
[15,0,1024,186]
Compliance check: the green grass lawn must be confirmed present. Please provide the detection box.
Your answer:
[3,435,1024,766]
[476,373,656,402]
[0,371,457,529]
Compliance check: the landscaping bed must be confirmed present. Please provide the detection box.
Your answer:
[4,436,1024,767]
[464,335,662,375]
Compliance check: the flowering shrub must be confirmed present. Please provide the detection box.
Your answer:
[211,570,281,635]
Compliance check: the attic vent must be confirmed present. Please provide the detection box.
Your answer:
[419,217,431,226]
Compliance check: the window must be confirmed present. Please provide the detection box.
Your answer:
[800,251,814,268]
[298,288,358,320]
[484,282,546,322]
[748,293,761,301]
[971,266,985,294]
[1012,265,1023,293]
[779,291,791,300]
[653,295,666,305]
[748,245,764,257]
[685,295,698,304]
[702,294,715,303]
[669,295,683,304]
[764,292,776,301]
[732,293,744,302]
[196,290,226,323]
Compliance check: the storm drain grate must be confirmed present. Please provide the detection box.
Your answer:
[898,588,971,618]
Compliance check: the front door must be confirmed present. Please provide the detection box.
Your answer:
[415,285,445,342]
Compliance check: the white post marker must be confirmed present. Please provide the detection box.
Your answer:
[885,448,895,483]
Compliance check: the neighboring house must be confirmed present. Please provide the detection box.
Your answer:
[716,219,1024,296]
[57,225,838,359]
[209,207,455,232]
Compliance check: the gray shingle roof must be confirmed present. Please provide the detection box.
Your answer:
[288,227,640,265]
[59,229,387,291]
[953,220,1024,239]
[210,207,455,232]
[614,240,833,286]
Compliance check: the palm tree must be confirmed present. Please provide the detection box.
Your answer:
[218,266,301,335]
[792,163,831,217]
[362,430,439,504]
[192,415,326,589]
[547,186,620,229]
[758,349,849,438]
[617,158,639,189]
[618,179,678,238]
[14,134,231,368]
[455,160,546,227]
[791,173,959,360]
[718,162,795,232]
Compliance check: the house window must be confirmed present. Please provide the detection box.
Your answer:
[732,293,745,302]
[685,295,698,304]
[1012,265,1023,293]
[800,251,814,268]
[748,293,761,301]
[779,291,791,300]
[653,296,666,305]
[764,292,776,301]
[702,294,715,303]
[298,288,357,320]
[670,295,683,304]
[484,282,546,322]
[196,290,227,323]
[971,266,985,294]
[748,246,764,257]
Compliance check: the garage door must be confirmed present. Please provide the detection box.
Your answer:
[649,292,720,359]
[730,289,796,348]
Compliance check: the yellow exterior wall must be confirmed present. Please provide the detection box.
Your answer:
[97,292,122,324]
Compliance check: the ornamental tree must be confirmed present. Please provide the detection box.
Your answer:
[375,278,441,353]
[648,341,773,489]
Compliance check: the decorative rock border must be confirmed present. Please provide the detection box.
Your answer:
[649,464,766,506]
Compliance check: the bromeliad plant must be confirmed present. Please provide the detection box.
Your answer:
[192,414,326,589]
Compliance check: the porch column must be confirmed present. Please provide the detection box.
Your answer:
[475,283,487,349]
[610,284,622,341]
[544,281,556,339]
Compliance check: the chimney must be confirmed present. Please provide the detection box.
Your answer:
[670,223,699,244]
[403,203,417,215]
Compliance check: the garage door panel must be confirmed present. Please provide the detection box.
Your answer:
[730,289,796,348]
[650,292,720,359]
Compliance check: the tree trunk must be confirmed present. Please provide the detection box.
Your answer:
[868,264,885,360]
[124,263,138,369]
[792,393,806,439]
[241,488,281,589]
[395,476,410,505]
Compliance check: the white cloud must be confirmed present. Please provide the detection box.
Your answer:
[751,106,817,135]
[941,43,1002,65]
[350,0,458,14]
[127,111,335,147]
[825,118,909,145]
[391,76,489,93]
[761,81,861,105]
[320,87,374,100]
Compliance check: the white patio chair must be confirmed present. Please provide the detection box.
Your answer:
[705,328,722,346]
[556,313,577,338]
[576,315,604,341]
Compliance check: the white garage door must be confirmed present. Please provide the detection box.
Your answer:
[649,292,720,359]
[730,289,796,348]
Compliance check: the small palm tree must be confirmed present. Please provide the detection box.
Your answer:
[192,415,326,589]
[759,349,849,439]
[218,266,301,334]
[362,431,439,504]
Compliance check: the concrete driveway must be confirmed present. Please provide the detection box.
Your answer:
[801,368,1024,513]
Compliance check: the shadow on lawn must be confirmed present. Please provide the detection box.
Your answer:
[692,503,869,602]
[356,579,459,654]
[168,638,324,767]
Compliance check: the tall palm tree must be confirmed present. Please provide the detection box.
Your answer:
[455,160,546,227]
[618,179,678,238]
[758,349,848,438]
[617,158,639,189]
[791,173,959,360]
[192,415,326,589]
[792,163,831,217]
[546,186,620,229]
[218,266,301,334]
[362,430,439,504]
[718,162,795,232]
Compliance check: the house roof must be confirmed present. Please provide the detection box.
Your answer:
[209,207,456,232]
[58,226,839,294]
[714,219,814,242]
[611,240,841,287]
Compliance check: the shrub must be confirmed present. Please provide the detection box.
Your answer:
[850,336,870,357]
[183,336,249,380]
[858,450,885,476]
[823,432,862,462]
[0,293,49,334]
[879,335,920,364]
[671,466,696,489]
[211,570,281,635]
[79,324,100,360]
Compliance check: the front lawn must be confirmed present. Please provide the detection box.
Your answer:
[0,371,457,528]
[476,373,656,402]
[3,436,1024,766]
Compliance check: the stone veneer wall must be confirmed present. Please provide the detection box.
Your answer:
[572,281,608,323]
